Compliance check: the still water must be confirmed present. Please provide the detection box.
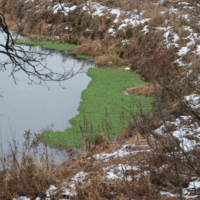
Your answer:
[0,33,93,162]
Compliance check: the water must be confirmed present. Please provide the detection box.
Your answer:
[0,32,93,163]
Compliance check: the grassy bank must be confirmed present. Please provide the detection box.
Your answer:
[77,54,93,59]
[41,68,153,148]
[15,39,93,60]
[15,39,78,51]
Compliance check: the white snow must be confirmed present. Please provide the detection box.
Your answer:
[155,115,200,152]
[182,179,200,198]
[188,179,200,190]
[72,171,88,183]
[161,191,197,198]
[172,32,179,43]
[142,25,149,35]
[169,7,178,13]
[177,2,189,5]
[52,36,60,40]
[124,67,130,70]
[156,26,179,48]
[108,28,116,36]
[179,14,190,20]
[103,164,141,180]
[53,4,77,16]
[173,58,187,66]
[160,191,178,197]
[91,144,135,161]
[118,18,151,30]
[13,197,31,200]
[123,91,129,95]
[46,185,57,198]
[194,45,200,55]
[110,8,121,23]
[178,46,190,56]
[184,94,200,109]
[92,8,107,17]
[121,39,131,45]
[25,0,35,2]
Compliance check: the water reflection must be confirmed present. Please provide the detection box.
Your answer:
[0,33,93,166]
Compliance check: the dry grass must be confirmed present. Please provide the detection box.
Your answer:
[126,83,162,97]
[0,131,59,199]
[73,39,119,55]
[73,40,103,56]
[128,31,177,82]
[95,54,124,66]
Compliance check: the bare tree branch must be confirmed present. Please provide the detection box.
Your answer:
[136,0,183,199]
[0,12,83,86]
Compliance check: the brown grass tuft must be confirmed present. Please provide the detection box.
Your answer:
[95,54,124,66]
[127,83,162,97]
[73,40,102,56]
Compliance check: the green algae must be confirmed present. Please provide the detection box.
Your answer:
[41,68,153,148]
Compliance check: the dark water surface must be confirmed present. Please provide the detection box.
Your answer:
[0,33,92,164]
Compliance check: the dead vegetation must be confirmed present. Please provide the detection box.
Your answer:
[126,83,162,97]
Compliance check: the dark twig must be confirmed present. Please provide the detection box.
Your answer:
[136,0,183,199]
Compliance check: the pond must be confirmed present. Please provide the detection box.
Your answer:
[0,33,93,165]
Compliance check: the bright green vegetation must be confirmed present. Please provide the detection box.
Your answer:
[41,68,153,148]
[77,54,93,59]
[15,39,77,51]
